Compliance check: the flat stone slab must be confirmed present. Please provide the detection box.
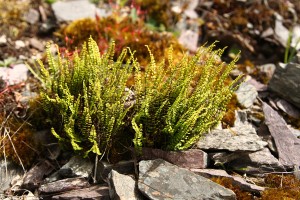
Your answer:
[231,148,284,174]
[39,177,89,194]
[235,82,258,108]
[268,59,300,108]
[46,156,93,183]
[22,160,54,191]
[51,185,110,200]
[96,160,135,183]
[197,124,267,152]
[108,170,143,200]
[262,102,300,166]
[0,63,28,85]
[209,148,284,174]
[0,160,24,193]
[60,156,93,178]
[52,0,109,22]
[138,159,236,200]
[140,148,207,169]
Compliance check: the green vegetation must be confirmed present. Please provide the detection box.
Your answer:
[29,37,133,157]
[132,44,242,151]
[29,37,241,158]
[44,0,57,4]
[284,29,300,63]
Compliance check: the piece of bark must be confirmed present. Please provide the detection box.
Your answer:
[262,102,300,167]
[140,148,208,169]
[22,160,54,191]
[38,177,89,194]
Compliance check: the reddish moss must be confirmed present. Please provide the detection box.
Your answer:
[0,120,38,168]
[237,60,271,84]
[211,177,253,200]
[135,0,179,30]
[0,90,40,168]
[59,16,184,67]
[261,174,300,200]
[221,93,239,128]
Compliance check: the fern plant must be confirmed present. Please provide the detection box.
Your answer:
[131,44,242,151]
[30,37,133,157]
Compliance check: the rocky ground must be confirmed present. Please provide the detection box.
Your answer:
[1,0,300,199]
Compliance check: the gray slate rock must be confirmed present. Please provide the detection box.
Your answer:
[96,160,135,183]
[0,63,28,85]
[210,148,283,175]
[39,177,89,194]
[258,63,276,81]
[246,78,267,92]
[197,124,267,152]
[138,159,236,200]
[234,110,248,127]
[52,0,109,22]
[0,160,24,194]
[140,148,208,169]
[275,99,300,119]
[0,35,7,46]
[230,148,284,174]
[262,102,300,167]
[210,152,245,165]
[23,8,40,24]
[51,185,110,200]
[108,170,144,200]
[235,82,258,108]
[289,125,300,138]
[257,123,277,153]
[268,60,300,108]
[29,38,44,51]
[46,156,93,182]
[22,160,54,191]
[61,156,93,177]
[178,29,199,52]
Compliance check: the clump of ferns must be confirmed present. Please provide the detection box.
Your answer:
[131,43,242,152]
[28,37,134,158]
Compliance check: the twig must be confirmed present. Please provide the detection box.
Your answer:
[93,154,98,184]
[21,140,38,154]
[5,128,26,172]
